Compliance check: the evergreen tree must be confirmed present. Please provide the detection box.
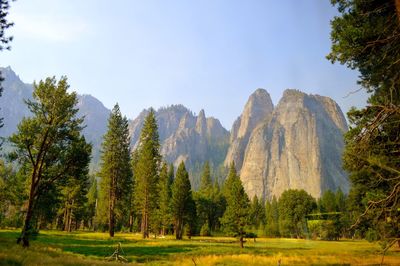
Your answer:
[195,162,213,233]
[250,195,266,230]
[320,190,337,213]
[9,77,91,247]
[159,162,173,235]
[98,104,132,237]
[86,176,98,230]
[211,179,226,232]
[199,161,212,193]
[265,196,280,237]
[220,163,250,248]
[222,161,238,200]
[171,162,195,240]
[128,149,139,232]
[328,0,400,249]
[58,136,91,232]
[134,109,161,238]
[0,159,25,228]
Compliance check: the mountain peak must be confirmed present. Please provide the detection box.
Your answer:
[224,88,274,170]
[0,66,21,85]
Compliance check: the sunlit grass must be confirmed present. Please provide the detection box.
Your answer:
[0,229,399,265]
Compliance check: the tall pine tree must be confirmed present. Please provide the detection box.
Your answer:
[134,109,161,238]
[98,104,132,237]
[172,162,195,240]
[158,162,173,235]
[220,163,250,248]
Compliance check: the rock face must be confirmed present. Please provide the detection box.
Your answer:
[0,67,33,137]
[128,106,229,189]
[224,88,274,171]
[240,89,349,200]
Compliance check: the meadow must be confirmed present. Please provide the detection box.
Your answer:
[0,230,399,265]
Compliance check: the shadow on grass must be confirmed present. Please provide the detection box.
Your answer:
[0,259,22,266]
[63,244,194,263]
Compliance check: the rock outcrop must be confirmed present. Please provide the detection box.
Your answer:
[240,89,349,200]
[224,88,274,171]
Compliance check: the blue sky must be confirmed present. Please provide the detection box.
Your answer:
[1,0,368,129]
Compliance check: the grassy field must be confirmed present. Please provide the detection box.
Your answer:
[0,230,399,265]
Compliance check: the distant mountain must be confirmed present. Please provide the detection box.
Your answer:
[76,94,110,171]
[129,105,229,189]
[0,67,33,137]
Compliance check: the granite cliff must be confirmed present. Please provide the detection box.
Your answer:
[224,88,274,171]
[239,89,349,200]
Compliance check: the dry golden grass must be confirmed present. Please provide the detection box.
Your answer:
[0,230,399,265]
[175,253,400,266]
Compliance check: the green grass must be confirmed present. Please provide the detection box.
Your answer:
[0,229,399,265]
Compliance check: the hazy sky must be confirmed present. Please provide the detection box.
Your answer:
[1,0,368,129]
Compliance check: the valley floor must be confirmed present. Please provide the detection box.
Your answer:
[0,230,399,265]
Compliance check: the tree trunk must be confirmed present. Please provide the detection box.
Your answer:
[109,175,116,238]
[161,226,166,236]
[141,212,148,238]
[68,203,74,232]
[109,195,115,237]
[17,172,38,248]
[239,236,244,248]
[17,194,35,247]
[129,212,133,233]
[175,218,182,240]
[141,191,149,239]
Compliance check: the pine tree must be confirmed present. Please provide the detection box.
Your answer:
[171,162,195,240]
[220,163,250,248]
[250,195,265,230]
[195,162,213,233]
[222,161,238,201]
[9,77,91,247]
[199,161,212,194]
[134,109,161,238]
[159,162,173,235]
[98,104,132,237]
[265,197,280,237]
[86,176,98,230]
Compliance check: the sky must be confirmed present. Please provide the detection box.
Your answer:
[1,0,368,129]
